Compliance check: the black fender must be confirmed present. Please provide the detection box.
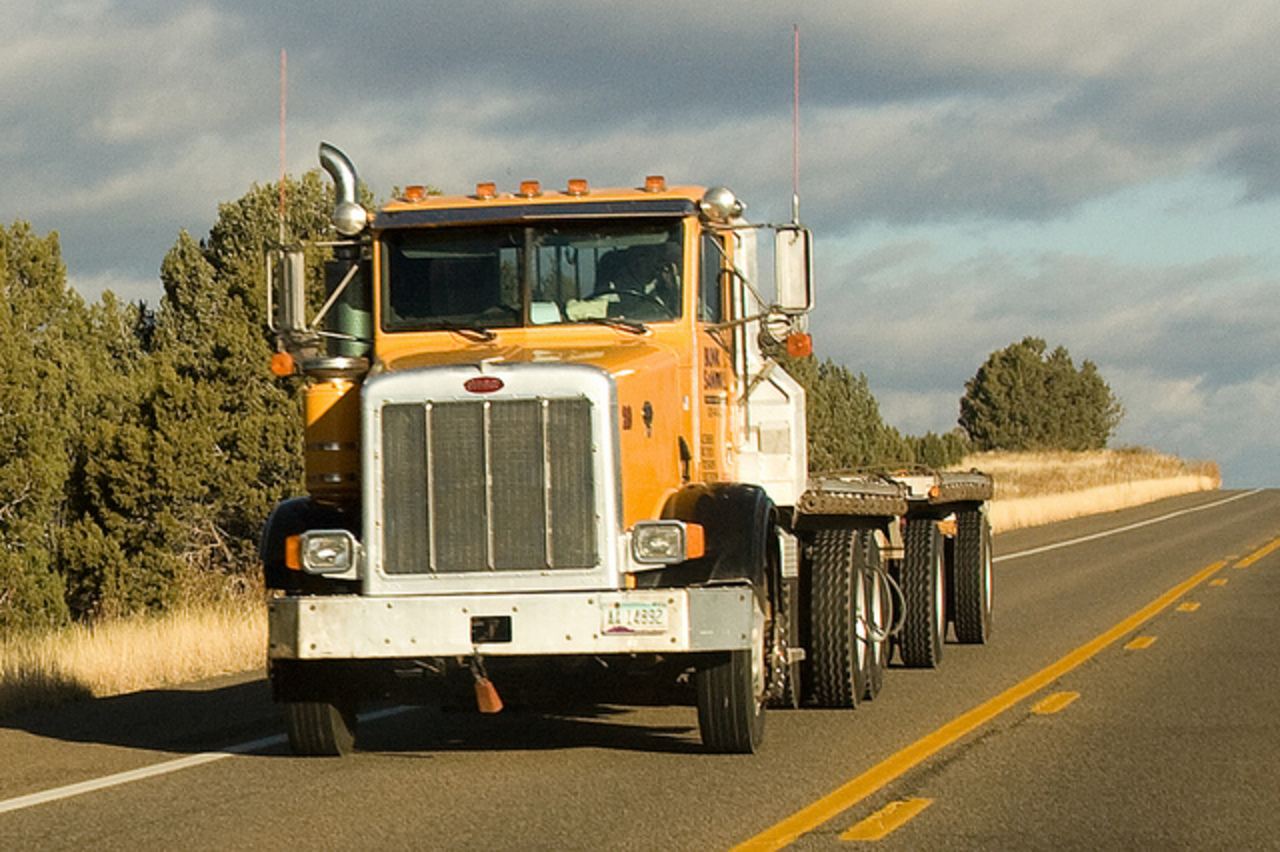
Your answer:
[260,497,361,593]
[638,483,778,609]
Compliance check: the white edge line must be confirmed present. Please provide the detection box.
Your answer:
[0,706,413,815]
[994,489,1263,563]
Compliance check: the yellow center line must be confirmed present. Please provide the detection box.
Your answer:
[730,556,1236,852]
[1031,691,1080,715]
[1124,635,1157,650]
[840,798,933,841]
[1236,536,1280,568]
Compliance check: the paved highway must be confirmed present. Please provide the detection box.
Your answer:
[2,489,1278,850]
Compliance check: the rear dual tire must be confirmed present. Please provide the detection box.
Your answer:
[951,507,993,644]
[807,528,887,707]
[900,518,946,668]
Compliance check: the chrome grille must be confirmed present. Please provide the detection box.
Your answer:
[382,398,597,574]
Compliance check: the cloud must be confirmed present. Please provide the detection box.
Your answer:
[810,230,1280,485]
[66,269,160,305]
[10,2,1280,263]
[1111,364,1280,485]
[5,0,1280,486]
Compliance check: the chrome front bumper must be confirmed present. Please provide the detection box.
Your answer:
[268,586,757,660]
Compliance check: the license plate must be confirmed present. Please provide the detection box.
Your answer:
[602,601,669,634]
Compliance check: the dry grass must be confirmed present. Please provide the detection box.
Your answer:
[0,599,266,717]
[962,448,1222,532]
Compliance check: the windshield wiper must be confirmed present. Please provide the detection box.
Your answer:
[573,317,648,335]
[430,323,496,342]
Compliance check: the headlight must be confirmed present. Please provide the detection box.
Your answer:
[300,530,361,575]
[631,521,705,565]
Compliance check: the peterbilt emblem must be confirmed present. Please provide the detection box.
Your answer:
[464,376,504,393]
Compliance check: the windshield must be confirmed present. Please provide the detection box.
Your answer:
[381,221,684,332]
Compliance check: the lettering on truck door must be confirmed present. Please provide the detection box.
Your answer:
[697,230,734,483]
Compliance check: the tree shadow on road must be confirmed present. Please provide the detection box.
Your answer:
[0,670,708,756]
[0,670,279,755]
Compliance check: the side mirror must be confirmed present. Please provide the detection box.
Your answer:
[774,226,813,314]
[268,250,308,334]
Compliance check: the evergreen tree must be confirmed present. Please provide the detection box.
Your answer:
[910,430,971,469]
[63,173,337,618]
[61,292,152,618]
[0,222,89,630]
[959,337,1123,451]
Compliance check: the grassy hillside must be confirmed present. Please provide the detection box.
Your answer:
[965,448,1221,531]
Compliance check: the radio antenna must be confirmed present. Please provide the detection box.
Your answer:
[279,48,287,245]
[792,25,801,225]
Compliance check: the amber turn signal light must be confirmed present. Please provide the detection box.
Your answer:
[284,534,302,571]
[786,333,812,359]
[270,351,295,377]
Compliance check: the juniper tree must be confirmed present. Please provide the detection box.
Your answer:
[0,222,88,629]
[959,337,1124,452]
[64,173,340,617]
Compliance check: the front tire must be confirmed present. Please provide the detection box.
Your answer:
[274,660,360,756]
[694,494,777,753]
[283,700,357,756]
[696,645,765,753]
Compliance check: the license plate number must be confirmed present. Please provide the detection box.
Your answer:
[602,601,669,634]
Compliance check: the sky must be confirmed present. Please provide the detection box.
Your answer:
[5,0,1280,486]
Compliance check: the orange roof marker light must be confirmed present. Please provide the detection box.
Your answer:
[404,185,426,202]
[475,182,497,200]
[519,180,541,198]
[566,178,589,196]
[644,175,666,193]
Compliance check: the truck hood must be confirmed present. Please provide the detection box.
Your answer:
[380,339,681,381]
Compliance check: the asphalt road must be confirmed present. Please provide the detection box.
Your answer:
[3,489,1279,850]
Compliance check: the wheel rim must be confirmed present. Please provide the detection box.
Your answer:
[854,560,868,672]
[752,609,767,710]
[933,541,946,640]
[983,524,993,616]
[867,568,885,665]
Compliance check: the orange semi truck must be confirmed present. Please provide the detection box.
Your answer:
[261,143,993,755]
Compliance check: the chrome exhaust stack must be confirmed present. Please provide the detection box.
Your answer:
[319,142,368,236]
